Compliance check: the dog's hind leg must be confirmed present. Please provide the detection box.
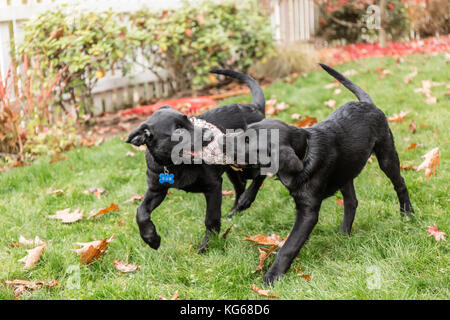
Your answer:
[198,180,223,254]
[225,169,246,218]
[374,132,414,217]
[339,180,358,235]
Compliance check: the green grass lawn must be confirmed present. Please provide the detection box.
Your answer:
[0,54,448,300]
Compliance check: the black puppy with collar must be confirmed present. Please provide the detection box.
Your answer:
[231,64,414,284]
[126,69,266,253]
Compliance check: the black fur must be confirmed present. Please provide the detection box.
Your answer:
[233,63,414,284]
[126,69,266,253]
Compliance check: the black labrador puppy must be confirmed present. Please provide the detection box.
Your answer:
[230,63,414,284]
[126,69,266,253]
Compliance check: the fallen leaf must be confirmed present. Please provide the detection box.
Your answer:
[295,266,311,281]
[400,164,418,170]
[426,224,446,243]
[403,67,418,84]
[291,113,302,120]
[407,143,417,150]
[48,208,84,223]
[222,190,234,197]
[126,151,136,157]
[222,225,233,239]
[424,96,437,104]
[47,189,64,195]
[324,99,336,109]
[89,203,119,218]
[250,285,278,299]
[409,120,417,134]
[49,155,67,164]
[387,110,413,123]
[159,291,180,300]
[10,235,45,247]
[208,73,217,84]
[324,81,340,89]
[255,245,277,272]
[73,235,114,264]
[112,260,140,273]
[83,187,106,199]
[417,147,439,179]
[343,69,358,76]
[125,194,144,203]
[336,200,344,206]
[333,88,342,95]
[244,234,285,248]
[18,244,46,269]
[117,219,125,226]
[5,279,57,297]
[295,116,317,128]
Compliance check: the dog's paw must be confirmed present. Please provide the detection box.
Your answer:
[235,196,253,212]
[143,234,161,250]
[262,272,280,287]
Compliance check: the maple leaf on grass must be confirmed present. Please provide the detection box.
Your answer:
[125,194,144,203]
[89,203,119,219]
[416,147,439,179]
[295,116,317,128]
[112,260,140,273]
[126,151,136,157]
[49,155,67,164]
[244,233,286,248]
[409,120,417,134]
[324,99,336,109]
[336,199,344,206]
[10,235,45,247]
[159,291,180,300]
[73,235,114,264]
[83,187,106,199]
[387,110,413,123]
[295,266,311,282]
[250,286,278,299]
[221,190,234,197]
[19,243,47,269]
[5,279,58,297]
[255,245,277,272]
[426,225,446,243]
[48,208,83,223]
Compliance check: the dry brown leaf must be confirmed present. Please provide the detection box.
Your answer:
[387,110,413,123]
[222,225,233,239]
[324,99,336,109]
[295,266,311,282]
[18,244,46,269]
[49,155,67,164]
[334,88,342,95]
[255,245,277,272]
[48,208,84,223]
[125,194,144,203]
[73,235,114,264]
[291,113,302,120]
[126,151,136,157]
[47,189,64,195]
[83,187,106,199]
[221,190,234,197]
[400,164,418,170]
[403,67,418,84]
[324,81,340,89]
[10,235,45,247]
[5,279,58,297]
[409,120,417,134]
[250,285,278,299]
[417,147,440,179]
[89,203,119,218]
[244,234,285,248]
[112,260,140,273]
[407,143,417,150]
[295,116,317,128]
[159,291,180,300]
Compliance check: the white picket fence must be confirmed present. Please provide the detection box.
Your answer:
[0,0,316,113]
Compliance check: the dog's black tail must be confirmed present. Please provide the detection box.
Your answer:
[319,63,374,104]
[209,68,265,114]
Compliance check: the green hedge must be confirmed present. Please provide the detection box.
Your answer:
[17,1,274,116]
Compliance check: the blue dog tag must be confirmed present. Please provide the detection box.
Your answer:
[159,173,174,184]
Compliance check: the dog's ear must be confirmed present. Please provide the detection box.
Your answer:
[125,125,152,146]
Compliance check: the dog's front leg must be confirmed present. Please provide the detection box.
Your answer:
[136,188,167,250]
[263,196,320,285]
[198,181,223,254]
